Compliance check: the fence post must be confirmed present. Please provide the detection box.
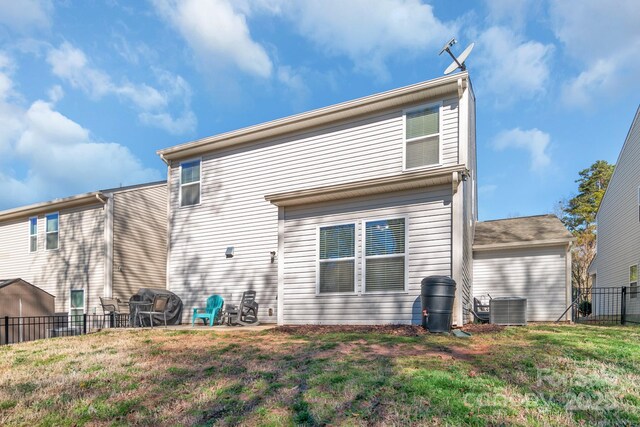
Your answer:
[3,316,8,345]
[621,286,627,325]
[83,313,87,335]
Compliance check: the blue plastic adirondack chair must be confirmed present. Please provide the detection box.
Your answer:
[192,295,224,326]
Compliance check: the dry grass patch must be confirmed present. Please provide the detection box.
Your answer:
[0,324,638,426]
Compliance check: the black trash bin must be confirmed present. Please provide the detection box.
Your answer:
[421,276,456,333]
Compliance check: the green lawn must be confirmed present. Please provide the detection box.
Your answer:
[0,324,638,426]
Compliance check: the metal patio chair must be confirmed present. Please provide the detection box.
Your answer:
[137,294,171,328]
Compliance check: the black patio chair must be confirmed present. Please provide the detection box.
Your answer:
[224,291,260,326]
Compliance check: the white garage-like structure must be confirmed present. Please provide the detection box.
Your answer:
[472,215,574,322]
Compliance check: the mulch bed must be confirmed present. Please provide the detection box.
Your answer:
[272,324,429,336]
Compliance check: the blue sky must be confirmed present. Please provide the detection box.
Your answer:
[0,0,638,220]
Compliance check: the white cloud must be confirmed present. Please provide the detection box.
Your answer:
[272,0,456,77]
[0,57,161,210]
[46,42,195,134]
[151,0,273,78]
[550,0,640,107]
[493,128,551,171]
[484,0,538,32]
[475,26,553,104]
[478,184,497,196]
[0,0,53,33]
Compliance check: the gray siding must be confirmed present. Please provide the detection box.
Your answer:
[168,100,461,322]
[111,185,167,301]
[282,187,452,324]
[0,204,105,313]
[473,246,569,321]
[595,109,640,291]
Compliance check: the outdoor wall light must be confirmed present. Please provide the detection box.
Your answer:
[226,246,234,258]
[270,251,276,263]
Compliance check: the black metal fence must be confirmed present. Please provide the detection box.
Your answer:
[0,313,130,345]
[573,286,640,325]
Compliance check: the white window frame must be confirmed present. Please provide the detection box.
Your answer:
[28,216,38,253]
[179,158,202,208]
[362,216,408,294]
[45,212,59,251]
[70,288,85,319]
[630,264,638,299]
[402,101,443,171]
[316,222,358,296]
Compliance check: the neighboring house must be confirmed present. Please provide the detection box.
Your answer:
[0,182,167,315]
[591,106,640,320]
[472,215,574,322]
[158,73,478,325]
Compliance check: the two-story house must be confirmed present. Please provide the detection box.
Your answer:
[590,106,640,321]
[157,73,477,326]
[0,182,167,315]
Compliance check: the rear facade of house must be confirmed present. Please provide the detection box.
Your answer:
[593,106,640,320]
[0,183,167,316]
[159,73,477,326]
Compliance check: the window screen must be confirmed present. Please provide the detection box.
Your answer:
[318,224,355,293]
[365,218,406,292]
[631,265,638,299]
[181,160,201,206]
[45,213,59,250]
[405,105,439,168]
[29,217,37,252]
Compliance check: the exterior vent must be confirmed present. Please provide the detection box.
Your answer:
[490,297,527,326]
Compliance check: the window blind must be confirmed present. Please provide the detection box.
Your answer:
[365,218,405,292]
[319,224,355,293]
[406,106,438,139]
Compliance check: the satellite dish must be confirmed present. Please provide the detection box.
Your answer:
[439,38,475,75]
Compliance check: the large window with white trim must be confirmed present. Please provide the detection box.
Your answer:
[45,213,59,250]
[405,104,440,169]
[631,265,638,299]
[318,224,355,293]
[29,217,37,252]
[364,218,406,292]
[180,160,201,207]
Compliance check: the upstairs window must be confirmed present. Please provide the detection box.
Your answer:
[318,224,355,293]
[405,104,440,169]
[180,160,201,207]
[364,218,406,292]
[45,213,59,250]
[29,217,37,252]
[631,265,638,299]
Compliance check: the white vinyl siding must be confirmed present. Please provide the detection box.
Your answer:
[167,100,461,323]
[282,187,452,325]
[180,160,201,207]
[45,213,59,250]
[473,246,569,322]
[111,184,167,301]
[595,108,640,293]
[317,224,355,294]
[364,218,406,292]
[29,217,37,252]
[404,103,441,169]
[0,205,105,313]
